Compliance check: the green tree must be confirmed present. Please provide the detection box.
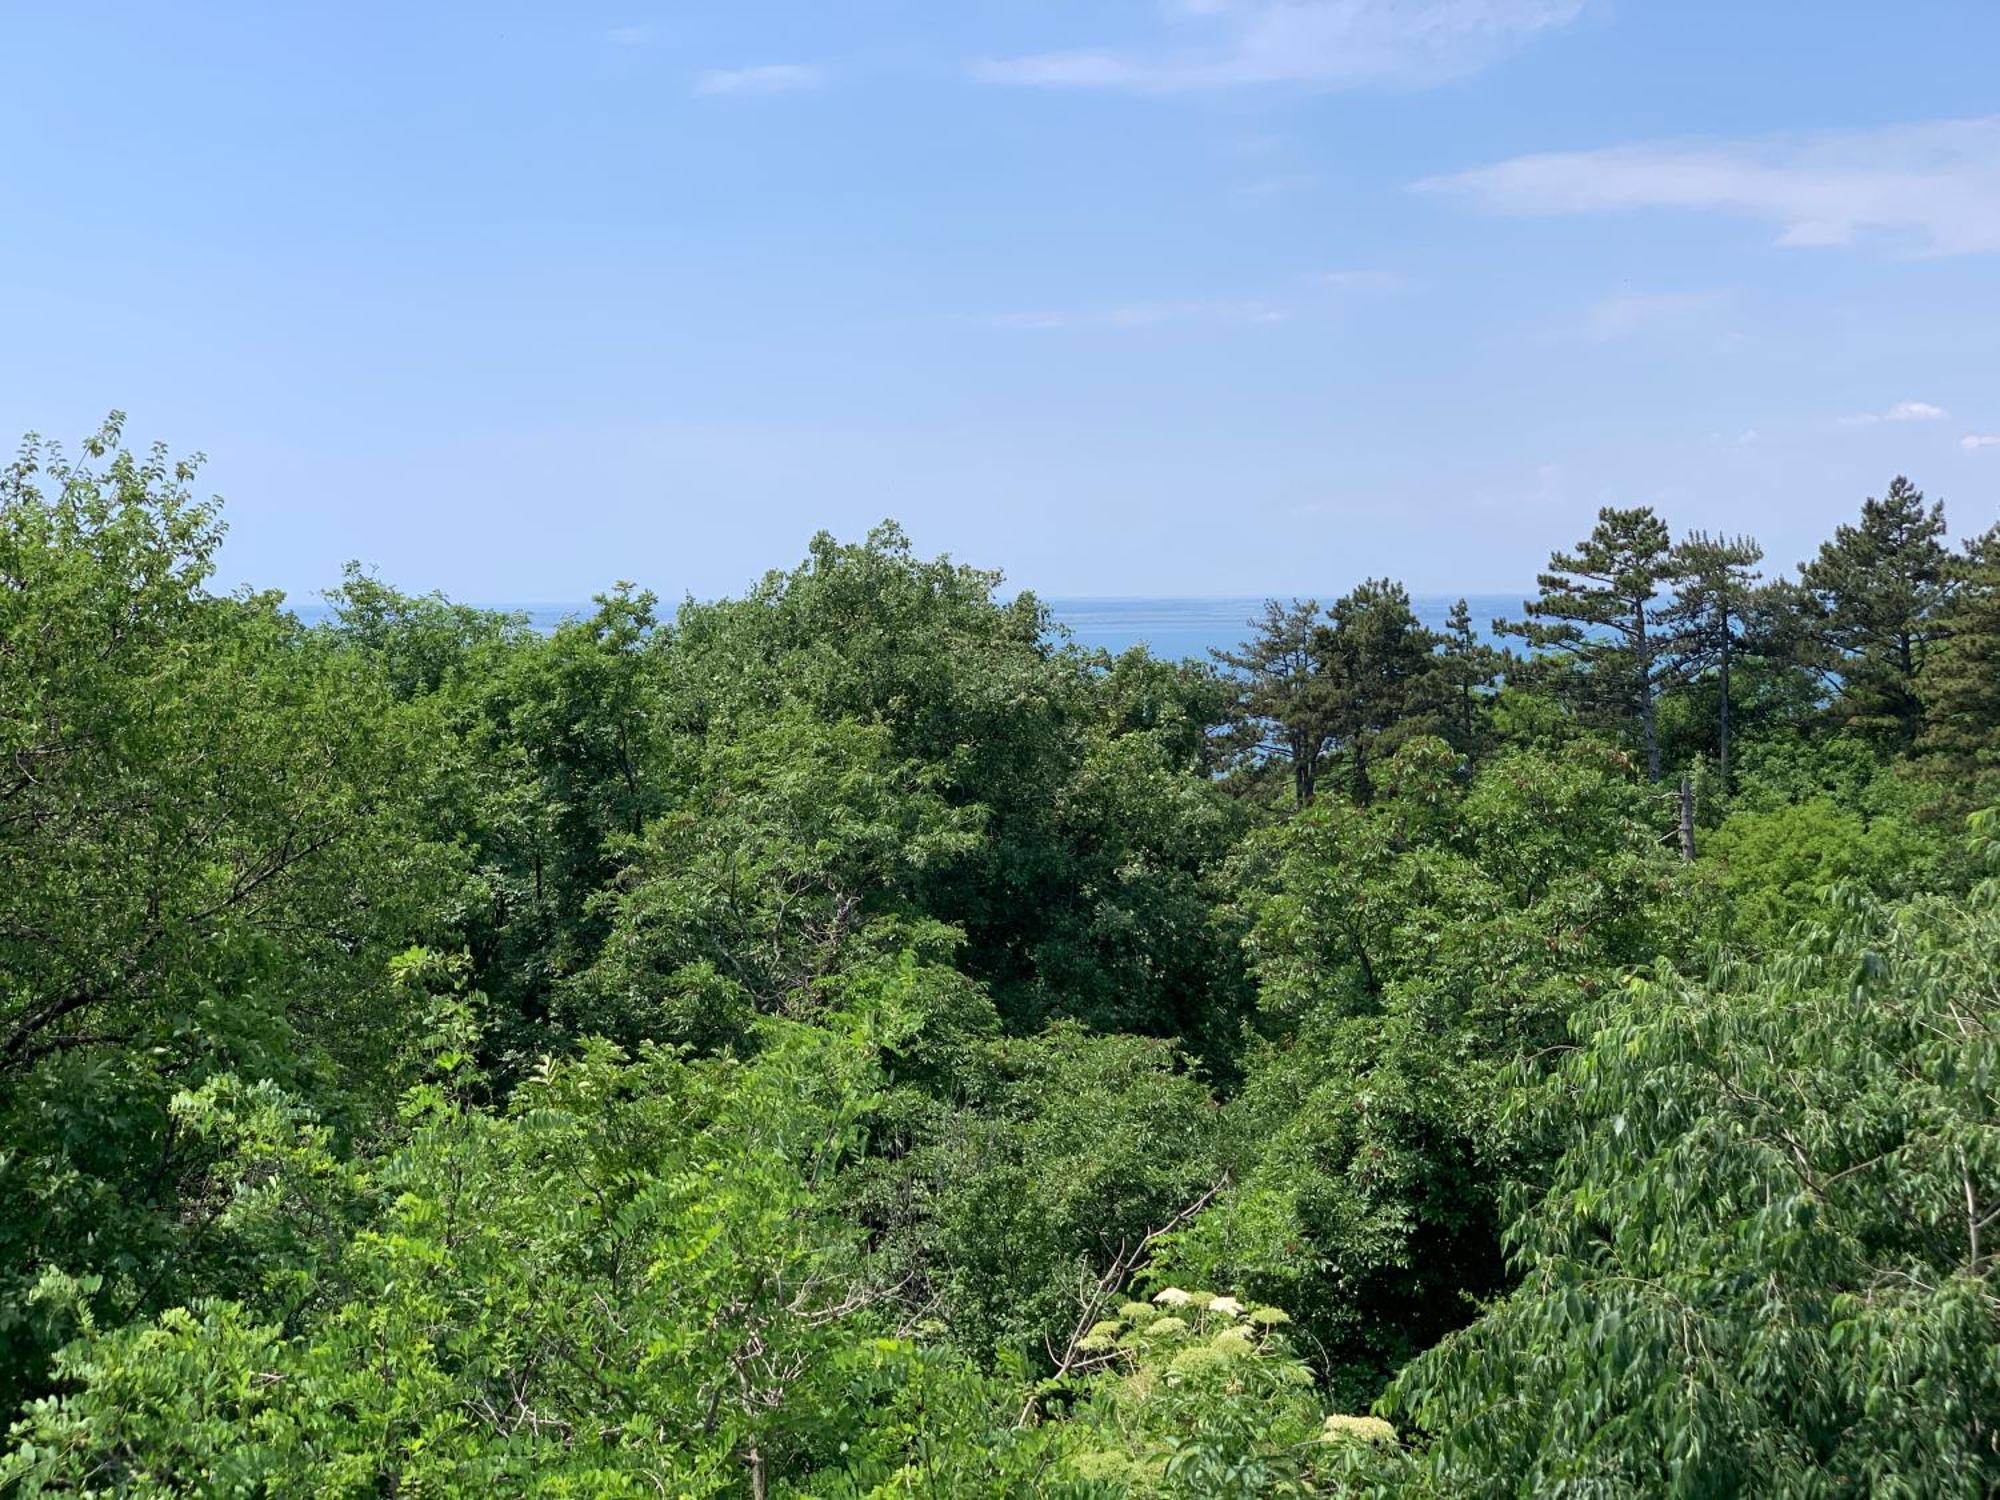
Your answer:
[1664,530,1764,789]
[1213,599,1336,809]
[317,563,533,700]
[0,419,460,1412]
[673,524,1247,1054]
[435,584,676,1049]
[3,1022,897,1494]
[556,710,980,1054]
[1499,505,1685,781]
[1702,797,1935,951]
[880,1024,1222,1371]
[1799,476,1956,748]
[1919,526,2000,788]
[1387,845,2000,1497]
[1438,598,1503,755]
[1319,578,1445,803]
[1174,738,1693,1402]
[2,1002,1348,1497]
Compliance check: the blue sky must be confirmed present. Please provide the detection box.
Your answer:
[5,1,1998,601]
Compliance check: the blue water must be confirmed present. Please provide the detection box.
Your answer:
[291,593,1523,662]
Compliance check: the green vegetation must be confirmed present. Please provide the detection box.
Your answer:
[3,418,1996,1495]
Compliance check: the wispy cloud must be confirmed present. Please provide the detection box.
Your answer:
[1841,400,1949,428]
[1887,400,1947,421]
[694,63,826,97]
[1963,434,2000,451]
[606,24,657,47]
[1418,117,2000,256]
[977,0,1588,94]
[983,299,1291,331]
[1585,289,1726,339]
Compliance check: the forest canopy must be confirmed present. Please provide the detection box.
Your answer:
[2,416,1997,1496]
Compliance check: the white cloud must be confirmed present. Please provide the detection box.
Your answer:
[1418,117,2000,256]
[1963,434,2000,451]
[978,0,1588,94]
[1887,400,1947,421]
[606,24,656,46]
[694,63,825,97]
[1585,289,1725,339]
[1841,400,1949,427]
[984,299,1291,330]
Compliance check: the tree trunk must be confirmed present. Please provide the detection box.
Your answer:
[1718,619,1733,793]
[1898,629,1919,748]
[1678,777,1696,862]
[1637,605,1661,782]
[1641,686,1660,783]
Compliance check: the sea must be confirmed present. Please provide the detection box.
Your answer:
[292,594,1523,662]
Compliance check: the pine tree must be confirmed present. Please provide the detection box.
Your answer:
[1214,598,1337,808]
[1320,578,1445,803]
[1664,532,1764,790]
[1440,597,1504,755]
[1918,526,2000,786]
[1499,506,1684,781]
[1799,476,1956,749]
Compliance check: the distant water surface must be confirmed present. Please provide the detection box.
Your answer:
[290,593,1523,662]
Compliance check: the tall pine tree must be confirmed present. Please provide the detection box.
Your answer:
[1664,532,1764,790]
[1214,598,1337,808]
[1799,476,1955,749]
[1320,578,1445,803]
[1918,525,2000,787]
[1500,506,1684,781]
[1440,597,1504,755]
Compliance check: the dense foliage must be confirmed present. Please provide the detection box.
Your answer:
[2,419,1995,1494]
